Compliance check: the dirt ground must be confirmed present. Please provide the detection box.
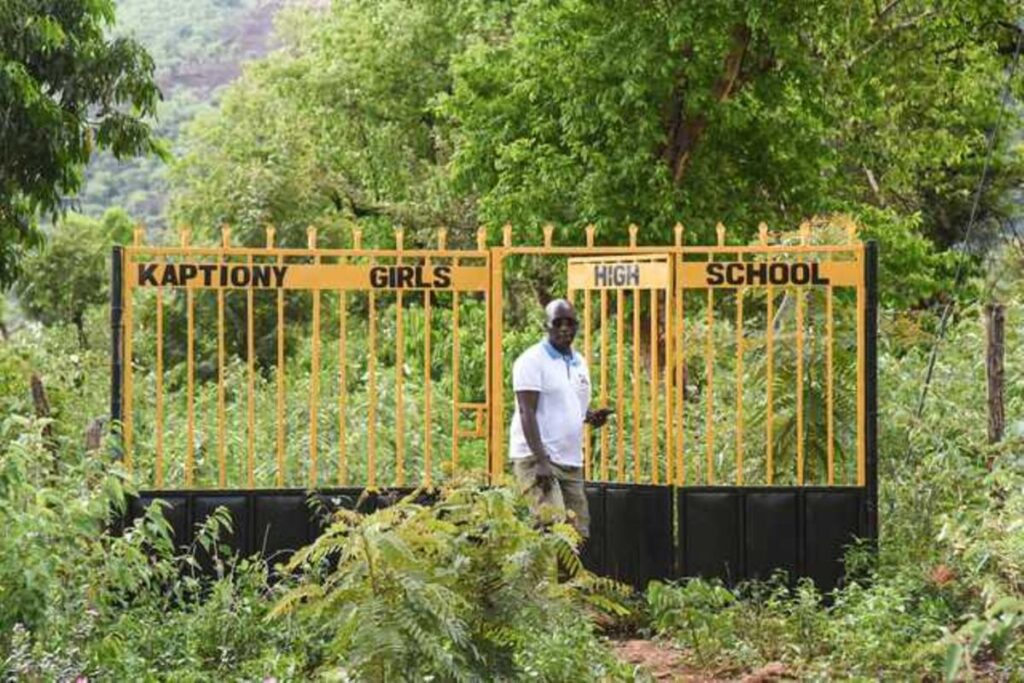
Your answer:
[612,640,791,682]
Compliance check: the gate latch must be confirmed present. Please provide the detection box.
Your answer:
[456,403,488,438]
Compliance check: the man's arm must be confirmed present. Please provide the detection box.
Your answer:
[516,390,555,492]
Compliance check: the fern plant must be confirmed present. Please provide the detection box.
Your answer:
[271,484,631,681]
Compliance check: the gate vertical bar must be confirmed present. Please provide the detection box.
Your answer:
[395,229,406,486]
[488,225,511,484]
[122,245,134,473]
[735,286,744,485]
[478,227,490,483]
[664,283,673,486]
[795,226,807,485]
[856,244,866,487]
[246,254,256,488]
[600,289,609,481]
[704,258,715,485]
[761,224,775,485]
[217,227,228,488]
[423,247,433,486]
[674,224,684,484]
[308,227,321,487]
[155,256,164,487]
[615,289,626,481]
[182,229,195,487]
[632,288,641,482]
[368,288,377,487]
[110,246,124,459]
[649,288,659,484]
[273,227,285,487]
[338,288,348,485]
[825,259,835,486]
[865,240,879,541]
[582,233,594,479]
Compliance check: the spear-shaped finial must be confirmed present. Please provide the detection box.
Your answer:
[542,223,554,247]
[673,222,684,247]
[476,226,487,251]
[307,225,318,249]
[585,223,596,247]
[628,223,638,247]
[502,223,513,247]
[758,222,769,245]
[221,224,231,248]
[265,225,276,249]
[437,227,448,250]
[715,222,726,246]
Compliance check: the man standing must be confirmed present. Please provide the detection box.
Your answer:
[509,299,612,540]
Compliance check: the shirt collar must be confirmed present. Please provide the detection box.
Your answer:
[542,339,579,365]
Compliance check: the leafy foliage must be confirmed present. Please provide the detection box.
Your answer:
[169,0,1022,308]
[14,209,132,347]
[0,0,161,286]
[646,301,1024,679]
[273,485,630,680]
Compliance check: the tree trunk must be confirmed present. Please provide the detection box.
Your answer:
[85,417,106,453]
[660,24,752,185]
[986,304,1005,455]
[74,310,88,349]
[30,373,58,460]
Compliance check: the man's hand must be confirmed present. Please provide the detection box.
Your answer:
[534,458,555,493]
[585,407,614,427]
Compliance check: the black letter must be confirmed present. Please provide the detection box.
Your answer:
[706,262,725,285]
[396,267,414,288]
[138,263,158,286]
[747,262,766,286]
[433,265,452,288]
[271,266,288,287]
[198,264,217,286]
[251,266,271,288]
[230,266,251,287]
[369,266,388,288]
[179,264,199,285]
[769,263,789,285]
[811,262,830,285]
[726,263,745,286]
[161,266,179,287]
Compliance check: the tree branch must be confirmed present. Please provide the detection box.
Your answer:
[664,24,752,185]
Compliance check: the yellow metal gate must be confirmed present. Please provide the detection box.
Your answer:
[113,219,871,492]
[116,226,490,490]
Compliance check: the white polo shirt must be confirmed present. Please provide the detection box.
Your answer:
[508,340,591,467]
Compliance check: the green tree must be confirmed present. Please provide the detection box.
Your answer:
[444,1,1022,246]
[170,0,513,248]
[0,0,161,286]
[15,208,132,348]
[170,0,1021,306]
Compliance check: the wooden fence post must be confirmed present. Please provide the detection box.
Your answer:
[986,303,1005,452]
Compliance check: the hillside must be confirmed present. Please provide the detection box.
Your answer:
[72,0,284,228]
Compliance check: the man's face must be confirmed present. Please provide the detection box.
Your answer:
[546,302,578,351]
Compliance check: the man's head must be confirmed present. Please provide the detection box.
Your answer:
[544,298,578,352]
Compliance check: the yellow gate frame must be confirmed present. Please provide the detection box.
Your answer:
[112,220,870,491]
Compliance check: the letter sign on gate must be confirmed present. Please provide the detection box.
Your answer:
[129,263,482,290]
[567,255,671,290]
[677,259,861,288]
